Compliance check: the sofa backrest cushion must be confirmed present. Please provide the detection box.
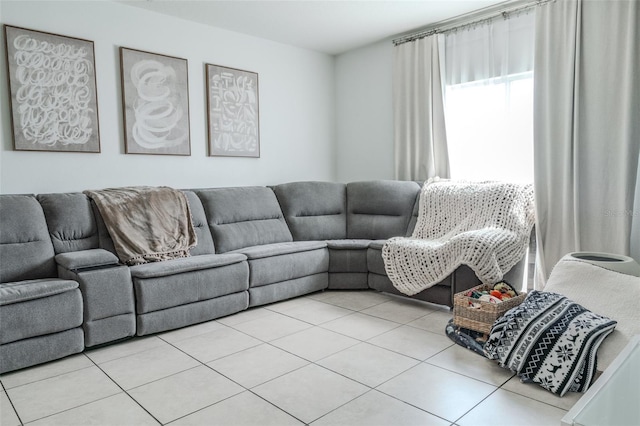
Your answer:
[196,186,293,253]
[273,181,347,241]
[0,195,57,282]
[37,193,100,254]
[183,190,216,256]
[346,180,421,239]
[405,191,422,237]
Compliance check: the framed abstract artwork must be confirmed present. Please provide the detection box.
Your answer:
[4,25,101,152]
[120,47,191,156]
[205,63,260,157]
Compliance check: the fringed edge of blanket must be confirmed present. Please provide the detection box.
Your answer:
[126,249,193,266]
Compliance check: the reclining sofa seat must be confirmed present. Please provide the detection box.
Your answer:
[0,195,83,373]
[92,190,250,336]
[195,186,329,307]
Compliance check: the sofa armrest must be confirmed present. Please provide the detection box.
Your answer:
[55,249,120,271]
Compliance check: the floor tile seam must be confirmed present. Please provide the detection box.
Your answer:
[245,388,309,425]
[1,361,96,392]
[371,387,455,425]
[414,359,504,391]
[496,384,574,413]
[403,318,452,334]
[361,337,437,362]
[86,351,164,425]
[259,306,357,327]
[2,388,24,426]
[18,390,134,425]
[217,357,311,392]
[419,340,455,361]
[317,360,420,390]
[86,337,170,365]
[421,358,516,387]
[279,334,361,364]
[262,335,333,364]
[166,321,267,361]
[305,387,379,425]
[353,309,422,326]
[315,319,404,342]
[451,386,502,424]
[311,295,392,312]
[157,320,245,346]
[157,379,247,425]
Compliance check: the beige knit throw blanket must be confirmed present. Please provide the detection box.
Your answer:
[84,186,197,265]
[382,180,535,296]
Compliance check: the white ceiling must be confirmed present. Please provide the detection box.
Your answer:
[120,0,508,55]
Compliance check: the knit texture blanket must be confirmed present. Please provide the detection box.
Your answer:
[85,186,197,265]
[382,180,535,295]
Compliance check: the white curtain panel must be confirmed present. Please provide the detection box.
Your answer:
[444,10,535,85]
[393,35,450,181]
[534,0,640,284]
[443,11,535,183]
[632,155,640,262]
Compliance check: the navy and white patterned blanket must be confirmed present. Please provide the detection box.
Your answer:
[484,291,617,396]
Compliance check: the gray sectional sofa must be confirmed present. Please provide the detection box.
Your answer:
[0,180,526,374]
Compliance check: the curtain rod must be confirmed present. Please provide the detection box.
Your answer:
[392,0,554,46]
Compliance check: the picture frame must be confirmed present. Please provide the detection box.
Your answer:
[3,25,101,153]
[120,47,191,156]
[205,63,260,157]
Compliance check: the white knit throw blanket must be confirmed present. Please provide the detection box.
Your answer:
[382,180,535,296]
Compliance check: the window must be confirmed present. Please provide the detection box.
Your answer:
[445,71,534,182]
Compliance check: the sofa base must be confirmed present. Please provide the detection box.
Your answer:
[0,328,84,374]
[84,313,136,347]
[136,291,249,336]
[328,272,368,290]
[368,273,455,307]
[249,273,328,307]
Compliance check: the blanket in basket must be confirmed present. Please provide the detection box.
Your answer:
[85,186,197,265]
[382,180,534,295]
[483,291,617,396]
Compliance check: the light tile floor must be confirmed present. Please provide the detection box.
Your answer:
[0,290,580,425]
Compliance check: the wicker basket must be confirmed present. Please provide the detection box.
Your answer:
[453,284,526,334]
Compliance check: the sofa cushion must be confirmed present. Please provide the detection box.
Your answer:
[234,242,329,287]
[196,187,293,253]
[0,286,82,345]
[0,195,57,283]
[346,180,421,239]
[133,259,249,314]
[37,192,100,254]
[366,240,391,275]
[406,192,421,236]
[129,253,247,279]
[233,241,326,259]
[326,240,371,273]
[0,279,79,306]
[183,190,216,256]
[273,181,347,241]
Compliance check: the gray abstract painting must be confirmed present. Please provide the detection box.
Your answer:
[4,25,100,152]
[120,47,191,156]
[206,64,260,157]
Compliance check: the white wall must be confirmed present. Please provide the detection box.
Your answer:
[334,38,394,182]
[0,1,335,194]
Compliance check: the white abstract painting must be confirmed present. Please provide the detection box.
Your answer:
[120,47,191,156]
[4,25,100,152]
[206,64,260,157]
